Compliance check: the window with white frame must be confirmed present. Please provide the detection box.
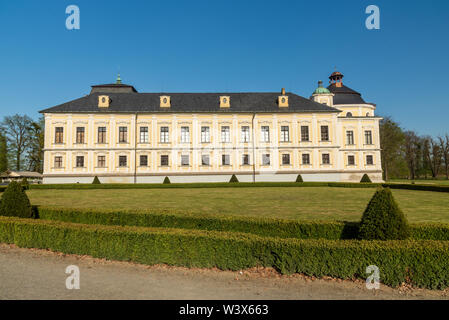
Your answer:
[140,127,149,143]
[302,153,310,165]
[280,126,290,142]
[242,154,250,165]
[320,125,329,141]
[241,126,250,143]
[348,155,355,165]
[181,126,190,143]
[160,155,169,166]
[76,156,84,168]
[301,126,309,141]
[261,126,270,142]
[365,130,373,145]
[201,155,210,166]
[222,154,230,165]
[97,155,106,168]
[119,155,127,167]
[282,154,290,165]
[140,155,148,166]
[181,154,189,166]
[366,155,374,165]
[98,127,106,144]
[262,154,270,165]
[221,126,230,143]
[54,156,63,168]
[160,127,169,143]
[201,126,210,143]
[346,130,354,145]
[322,153,330,165]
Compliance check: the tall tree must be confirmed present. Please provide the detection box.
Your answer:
[26,116,45,173]
[424,137,442,178]
[0,132,8,172]
[379,116,405,180]
[438,134,449,179]
[0,114,33,171]
[404,130,420,180]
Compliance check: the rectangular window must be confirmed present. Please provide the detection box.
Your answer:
[280,126,290,142]
[346,130,354,145]
[54,156,63,168]
[365,130,373,145]
[222,154,230,165]
[322,153,330,165]
[76,127,85,144]
[320,126,329,141]
[76,156,84,168]
[181,127,190,143]
[160,127,169,143]
[181,155,189,166]
[242,154,250,165]
[241,126,250,143]
[348,155,355,165]
[201,155,210,166]
[302,153,310,165]
[140,155,148,166]
[160,155,169,166]
[301,126,309,141]
[119,127,127,143]
[262,154,270,165]
[98,127,106,144]
[261,126,270,142]
[119,155,127,167]
[221,126,230,143]
[140,127,149,143]
[97,155,106,168]
[366,155,374,165]
[282,154,290,165]
[201,126,210,143]
[55,127,64,144]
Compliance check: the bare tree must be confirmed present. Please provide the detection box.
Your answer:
[424,137,442,178]
[404,130,420,180]
[0,114,33,171]
[438,134,449,179]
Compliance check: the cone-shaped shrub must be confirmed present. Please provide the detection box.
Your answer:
[360,173,372,183]
[21,177,30,190]
[358,188,409,240]
[163,176,171,184]
[92,176,101,184]
[0,181,32,218]
[295,174,303,183]
[229,174,239,183]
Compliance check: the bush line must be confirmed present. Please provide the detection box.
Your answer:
[37,207,449,241]
[1,216,449,289]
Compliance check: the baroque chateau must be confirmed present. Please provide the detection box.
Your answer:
[40,71,382,184]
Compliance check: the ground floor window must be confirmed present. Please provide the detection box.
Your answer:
[242,154,250,165]
[181,155,190,166]
[76,156,84,168]
[262,154,270,165]
[54,156,63,168]
[161,155,169,166]
[348,155,355,166]
[282,154,290,165]
[140,155,148,166]
[222,154,230,165]
[302,153,310,165]
[97,155,106,167]
[322,153,330,165]
[119,155,127,167]
[366,155,374,165]
[201,155,210,166]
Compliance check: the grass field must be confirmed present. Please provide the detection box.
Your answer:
[388,179,449,185]
[25,187,449,223]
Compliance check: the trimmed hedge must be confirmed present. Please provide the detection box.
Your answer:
[360,174,372,183]
[0,216,448,289]
[0,181,33,218]
[229,174,239,183]
[37,207,449,241]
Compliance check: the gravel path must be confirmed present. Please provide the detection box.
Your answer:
[0,243,447,300]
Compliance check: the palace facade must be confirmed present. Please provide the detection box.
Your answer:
[40,71,383,184]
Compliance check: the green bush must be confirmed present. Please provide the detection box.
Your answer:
[92,176,101,184]
[358,188,410,240]
[0,181,32,218]
[163,176,171,184]
[21,178,30,190]
[38,207,449,241]
[360,174,372,183]
[295,174,303,183]
[0,216,448,289]
[229,174,239,183]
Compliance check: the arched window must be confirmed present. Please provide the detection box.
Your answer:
[346,112,352,117]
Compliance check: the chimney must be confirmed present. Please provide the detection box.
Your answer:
[281,88,286,95]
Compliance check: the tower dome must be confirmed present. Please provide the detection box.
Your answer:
[313,80,331,94]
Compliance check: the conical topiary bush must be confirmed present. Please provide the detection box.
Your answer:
[21,177,30,190]
[92,176,101,184]
[295,174,303,183]
[229,174,239,183]
[358,187,409,240]
[163,176,171,184]
[360,173,372,183]
[0,181,32,218]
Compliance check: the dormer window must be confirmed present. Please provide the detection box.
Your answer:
[160,96,170,108]
[278,95,288,107]
[98,95,110,108]
[346,112,353,117]
[220,96,230,108]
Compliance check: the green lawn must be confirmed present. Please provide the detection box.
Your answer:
[25,187,449,223]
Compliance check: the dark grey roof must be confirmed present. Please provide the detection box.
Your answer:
[40,88,340,114]
[327,84,366,105]
[90,83,137,93]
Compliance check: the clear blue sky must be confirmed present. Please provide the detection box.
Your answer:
[1,0,448,136]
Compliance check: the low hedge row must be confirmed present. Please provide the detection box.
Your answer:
[21,181,449,193]
[38,207,449,240]
[0,216,448,289]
